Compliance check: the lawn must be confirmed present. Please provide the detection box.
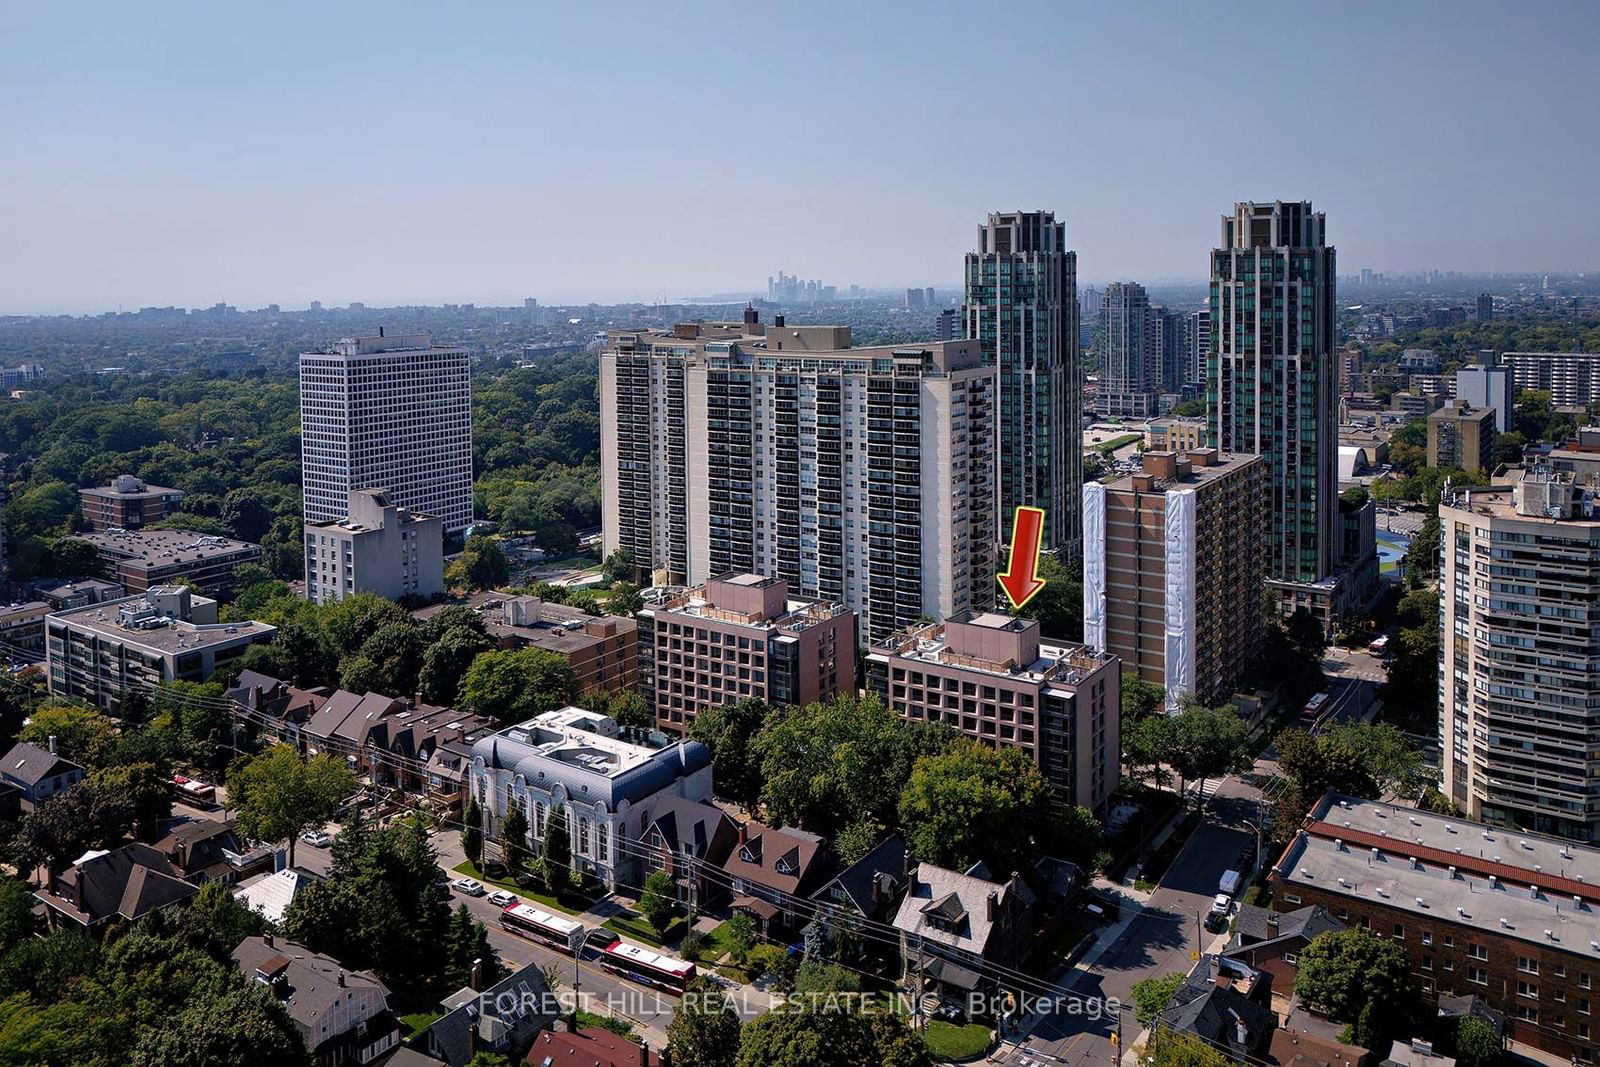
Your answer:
[450,860,597,915]
[923,1020,993,1061]
[398,1011,443,1040]
[576,1010,634,1038]
[603,911,689,948]
[695,919,744,962]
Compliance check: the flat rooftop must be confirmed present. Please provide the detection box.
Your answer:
[1277,792,1600,956]
[490,708,665,779]
[871,623,1113,688]
[642,589,847,633]
[79,529,260,570]
[412,594,634,653]
[48,596,274,654]
[0,601,49,619]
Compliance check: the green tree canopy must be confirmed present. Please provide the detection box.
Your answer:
[1294,927,1412,1023]
[227,747,354,869]
[688,698,770,806]
[898,739,1056,874]
[666,976,742,1067]
[461,647,576,725]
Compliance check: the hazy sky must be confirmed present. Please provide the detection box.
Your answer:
[3,1,1596,313]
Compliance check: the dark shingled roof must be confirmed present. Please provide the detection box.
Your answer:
[812,831,907,916]
[0,741,82,789]
[33,843,198,927]
[1154,955,1277,1059]
[1232,903,1344,946]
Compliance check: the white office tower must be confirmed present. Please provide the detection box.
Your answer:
[299,332,474,533]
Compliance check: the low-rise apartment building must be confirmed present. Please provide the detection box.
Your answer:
[304,488,444,605]
[414,594,638,698]
[1082,449,1267,710]
[1271,791,1600,1063]
[1143,415,1208,453]
[78,527,262,598]
[0,600,50,658]
[866,612,1119,810]
[78,474,184,531]
[469,707,713,891]
[1428,402,1497,473]
[46,586,275,712]
[638,573,856,734]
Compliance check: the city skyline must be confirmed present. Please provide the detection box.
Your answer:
[4,2,1598,313]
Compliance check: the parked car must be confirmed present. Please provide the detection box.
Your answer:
[1205,893,1231,931]
[487,890,519,908]
[299,829,332,848]
[452,877,486,897]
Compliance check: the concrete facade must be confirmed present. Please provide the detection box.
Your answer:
[1083,449,1268,710]
[304,489,444,605]
[601,317,996,642]
[299,332,473,532]
[1427,402,1497,474]
[1502,351,1600,408]
[1439,469,1600,841]
[46,586,276,712]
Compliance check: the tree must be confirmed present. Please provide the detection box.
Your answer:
[419,625,495,705]
[1147,1028,1232,1067]
[605,581,643,617]
[755,695,941,836]
[283,818,454,996]
[722,912,756,965]
[898,739,1055,873]
[1284,608,1327,667]
[466,1054,513,1067]
[1165,704,1253,807]
[666,977,742,1067]
[88,762,171,841]
[128,982,310,1067]
[228,747,354,869]
[444,903,503,991]
[792,961,860,994]
[602,689,651,730]
[542,803,573,887]
[18,705,117,767]
[638,870,677,938]
[1353,999,1384,1051]
[1122,713,1174,789]
[1122,673,1166,716]
[462,536,511,589]
[10,778,134,874]
[462,796,483,866]
[321,593,412,658]
[1455,1014,1500,1067]
[0,879,39,955]
[1294,928,1412,1023]
[220,487,274,543]
[1131,972,1185,1027]
[1016,552,1082,641]
[602,548,635,584]
[1492,430,1526,466]
[354,622,427,695]
[500,803,530,872]
[735,1002,929,1067]
[689,698,769,807]
[461,648,576,725]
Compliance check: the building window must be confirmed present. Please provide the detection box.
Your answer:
[1518,981,1538,999]
[1282,893,1301,905]
[1468,967,1488,986]
[1421,932,1433,946]
[1468,944,1488,961]
[1519,957,1539,974]
[1282,953,1297,965]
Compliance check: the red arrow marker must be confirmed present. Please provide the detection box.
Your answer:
[997,506,1047,611]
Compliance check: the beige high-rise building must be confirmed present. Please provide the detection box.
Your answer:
[1082,449,1268,711]
[600,312,997,642]
[1440,468,1600,841]
[1426,402,1496,473]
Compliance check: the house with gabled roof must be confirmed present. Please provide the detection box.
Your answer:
[720,819,832,935]
[423,959,556,1066]
[233,933,398,1066]
[892,860,1033,996]
[0,739,84,810]
[33,843,198,933]
[638,794,738,908]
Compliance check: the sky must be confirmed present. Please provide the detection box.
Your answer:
[2,0,1597,314]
